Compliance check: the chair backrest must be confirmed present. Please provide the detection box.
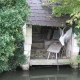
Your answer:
[52,30,60,40]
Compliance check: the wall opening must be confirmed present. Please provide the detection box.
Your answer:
[30,25,71,59]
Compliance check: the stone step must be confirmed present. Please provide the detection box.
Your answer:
[31,42,44,49]
[32,31,40,34]
[32,39,44,43]
[32,32,41,35]
[32,35,41,37]
[32,33,43,42]
[32,35,42,39]
[30,59,71,65]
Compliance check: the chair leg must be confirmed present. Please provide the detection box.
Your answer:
[47,52,50,59]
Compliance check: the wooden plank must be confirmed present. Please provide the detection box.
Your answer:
[30,59,71,66]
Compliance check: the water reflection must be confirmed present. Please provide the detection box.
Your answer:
[0,66,80,80]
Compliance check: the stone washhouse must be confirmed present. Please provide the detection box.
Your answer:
[21,0,79,70]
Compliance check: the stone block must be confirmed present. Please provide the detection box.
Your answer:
[70,51,78,69]
[32,43,44,49]
[66,50,71,58]
[22,23,26,29]
[72,34,78,47]
[24,50,29,55]
[72,46,79,53]
[72,39,78,47]
[25,36,32,44]
[21,64,29,70]
[23,28,27,36]
[26,25,32,36]
[24,50,31,57]
[24,44,31,51]
[22,23,27,37]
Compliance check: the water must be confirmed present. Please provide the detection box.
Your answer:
[0,66,80,80]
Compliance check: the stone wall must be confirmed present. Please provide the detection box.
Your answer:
[71,34,79,68]
[65,33,79,68]
[21,24,32,70]
[21,25,79,69]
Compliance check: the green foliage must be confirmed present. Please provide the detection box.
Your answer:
[49,0,80,17]
[0,0,29,72]
[77,55,80,63]
[8,41,26,70]
[48,0,80,46]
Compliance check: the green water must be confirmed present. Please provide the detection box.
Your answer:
[0,66,80,80]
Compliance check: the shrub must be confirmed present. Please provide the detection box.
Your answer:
[0,0,29,72]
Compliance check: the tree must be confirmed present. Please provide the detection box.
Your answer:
[47,0,80,46]
[0,0,29,72]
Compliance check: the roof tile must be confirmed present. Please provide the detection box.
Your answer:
[27,0,70,27]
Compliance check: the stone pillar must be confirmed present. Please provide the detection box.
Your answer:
[66,37,72,58]
[22,24,32,70]
[71,33,79,69]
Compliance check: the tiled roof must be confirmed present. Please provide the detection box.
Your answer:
[27,0,70,27]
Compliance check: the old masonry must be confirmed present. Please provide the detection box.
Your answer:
[21,0,79,70]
